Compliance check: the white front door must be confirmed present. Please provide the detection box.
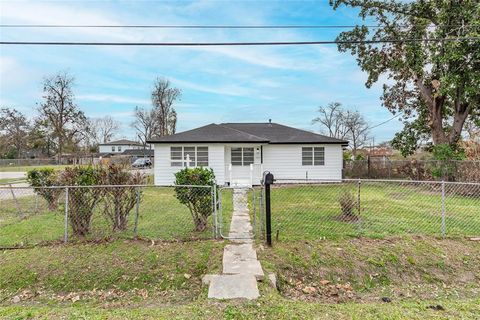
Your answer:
[227,146,261,186]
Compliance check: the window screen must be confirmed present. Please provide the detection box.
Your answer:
[243,148,254,165]
[302,147,325,166]
[197,147,209,167]
[170,147,183,167]
[314,147,325,165]
[231,147,255,166]
[183,147,196,167]
[231,148,243,166]
[302,147,313,166]
[170,146,208,167]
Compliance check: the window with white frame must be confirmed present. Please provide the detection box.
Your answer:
[118,146,122,152]
[231,147,254,166]
[302,147,325,166]
[170,146,209,167]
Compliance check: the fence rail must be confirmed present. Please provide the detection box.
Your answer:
[0,184,216,248]
[1,179,479,248]
[343,159,480,182]
[268,178,480,241]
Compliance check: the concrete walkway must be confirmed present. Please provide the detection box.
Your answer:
[206,188,263,300]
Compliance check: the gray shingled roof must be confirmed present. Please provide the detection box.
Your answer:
[147,123,348,145]
[100,139,142,146]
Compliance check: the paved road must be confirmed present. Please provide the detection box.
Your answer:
[0,183,35,201]
[0,172,26,180]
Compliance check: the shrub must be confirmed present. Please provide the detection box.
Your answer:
[58,166,102,237]
[27,168,61,210]
[98,163,145,231]
[338,190,358,221]
[174,167,216,232]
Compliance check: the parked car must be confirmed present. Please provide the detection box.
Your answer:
[132,158,152,168]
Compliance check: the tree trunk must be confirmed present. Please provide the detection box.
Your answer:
[430,96,448,144]
[448,92,471,145]
[57,136,63,164]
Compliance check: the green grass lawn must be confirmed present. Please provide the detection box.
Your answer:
[259,237,480,304]
[0,237,479,319]
[1,295,479,319]
[269,182,480,241]
[0,240,224,305]
[0,187,233,248]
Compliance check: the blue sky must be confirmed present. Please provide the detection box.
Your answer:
[0,0,402,143]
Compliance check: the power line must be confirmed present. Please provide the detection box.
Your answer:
[1,37,478,46]
[369,114,402,130]
[0,24,478,29]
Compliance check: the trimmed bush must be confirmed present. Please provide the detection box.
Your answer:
[174,167,216,232]
[27,168,61,210]
[57,166,102,237]
[99,164,145,231]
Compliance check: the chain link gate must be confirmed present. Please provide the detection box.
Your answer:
[215,186,262,240]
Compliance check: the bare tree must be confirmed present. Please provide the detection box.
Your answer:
[151,78,181,136]
[132,106,156,147]
[344,111,370,157]
[312,102,370,157]
[86,116,121,146]
[38,72,85,161]
[312,102,350,139]
[0,108,30,158]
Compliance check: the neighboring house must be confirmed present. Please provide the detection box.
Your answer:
[148,122,348,186]
[121,148,154,162]
[98,139,143,154]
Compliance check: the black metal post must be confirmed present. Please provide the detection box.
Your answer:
[265,182,272,246]
[264,172,274,246]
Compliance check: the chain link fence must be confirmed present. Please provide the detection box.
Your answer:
[262,179,480,241]
[0,185,216,248]
[344,159,480,182]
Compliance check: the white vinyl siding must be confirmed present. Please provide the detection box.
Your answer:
[155,144,224,185]
[262,145,342,181]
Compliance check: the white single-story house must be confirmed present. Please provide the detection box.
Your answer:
[147,122,348,186]
[98,139,143,154]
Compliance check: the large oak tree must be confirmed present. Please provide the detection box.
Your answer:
[331,0,480,156]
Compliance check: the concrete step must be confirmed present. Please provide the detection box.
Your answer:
[207,274,259,300]
[222,244,264,280]
[223,244,257,260]
[223,260,264,280]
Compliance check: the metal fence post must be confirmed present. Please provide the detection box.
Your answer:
[264,172,274,246]
[64,187,69,243]
[213,184,218,238]
[133,187,140,238]
[357,179,362,235]
[441,180,446,237]
[252,188,257,237]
